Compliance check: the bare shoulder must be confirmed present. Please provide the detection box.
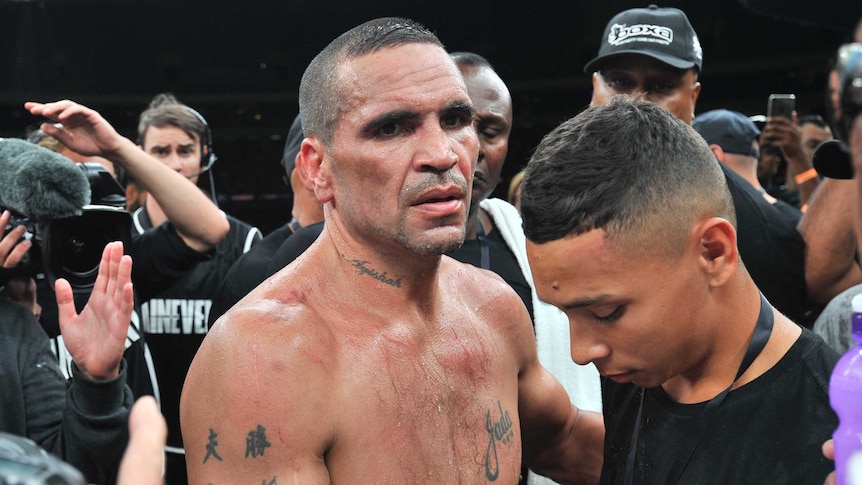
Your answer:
[181,272,336,483]
[442,255,524,307]
[441,256,536,354]
[204,269,338,370]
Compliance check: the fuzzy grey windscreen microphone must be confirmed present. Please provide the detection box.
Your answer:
[0,138,91,220]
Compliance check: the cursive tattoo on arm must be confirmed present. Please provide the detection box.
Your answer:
[484,400,515,481]
[348,259,402,287]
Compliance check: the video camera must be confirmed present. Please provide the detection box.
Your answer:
[2,162,131,295]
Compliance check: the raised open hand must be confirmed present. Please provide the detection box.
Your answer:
[24,100,126,159]
[56,241,133,381]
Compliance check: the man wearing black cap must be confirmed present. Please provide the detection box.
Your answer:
[585,4,812,327]
[280,114,326,233]
[208,113,324,325]
[585,4,702,125]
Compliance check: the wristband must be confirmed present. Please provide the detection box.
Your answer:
[794,168,818,184]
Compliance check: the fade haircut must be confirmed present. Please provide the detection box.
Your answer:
[298,17,444,145]
[521,96,735,258]
[137,93,206,148]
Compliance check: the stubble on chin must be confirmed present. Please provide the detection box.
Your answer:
[398,225,466,257]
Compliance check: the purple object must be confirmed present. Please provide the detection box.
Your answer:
[830,293,862,484]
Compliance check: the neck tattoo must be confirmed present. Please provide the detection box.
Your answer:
[347,259,402,288]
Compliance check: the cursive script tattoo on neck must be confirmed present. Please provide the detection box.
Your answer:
[348,259,402,287]
[484,400,514,481]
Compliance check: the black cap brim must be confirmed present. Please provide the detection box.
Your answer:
[584,50,699,74]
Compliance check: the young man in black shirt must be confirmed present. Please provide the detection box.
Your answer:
[522,96,838,484]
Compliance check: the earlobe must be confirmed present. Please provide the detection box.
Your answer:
[695,217,738,287]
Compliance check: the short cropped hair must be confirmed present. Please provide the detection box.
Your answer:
[137,93,206,148]
[521,96,735,257]
[298,17,444,145]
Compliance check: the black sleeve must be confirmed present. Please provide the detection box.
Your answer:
[129,222,212,301]
[4,296,132,484]
[208,223,293,325]
[60,362,134,484]
[721,165,809,325]
[264,222,324,276]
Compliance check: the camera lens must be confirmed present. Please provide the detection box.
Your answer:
[42,207,131,292]
[56,219,106,280]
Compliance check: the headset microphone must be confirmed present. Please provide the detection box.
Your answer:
[184,106,218,172]
[183,106,219,205]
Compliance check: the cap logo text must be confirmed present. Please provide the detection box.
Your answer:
[608,23,673,46]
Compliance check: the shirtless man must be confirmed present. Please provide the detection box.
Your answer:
[181,17,603,484]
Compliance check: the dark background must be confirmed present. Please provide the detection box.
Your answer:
[2,0,860,234]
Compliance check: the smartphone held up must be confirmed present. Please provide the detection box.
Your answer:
[767,94,796,120]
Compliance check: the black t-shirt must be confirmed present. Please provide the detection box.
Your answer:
[722,165,812,325]
[208,221,298,325]
[767,184,802,209]
[263,221,325,276]
[130,208,261,448]
[600,329,839,484]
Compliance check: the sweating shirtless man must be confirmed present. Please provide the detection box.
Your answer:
[180,17,603,484]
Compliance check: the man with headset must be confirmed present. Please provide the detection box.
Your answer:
[130,93,262,485]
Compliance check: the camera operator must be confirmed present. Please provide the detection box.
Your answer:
[26,99,238,484]
[24,99,230,376]
[0,208,135,484]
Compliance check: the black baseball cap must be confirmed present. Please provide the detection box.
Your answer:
[585,5,703,73]
[281,114,304,190]
[692,109,760,158]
